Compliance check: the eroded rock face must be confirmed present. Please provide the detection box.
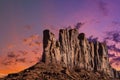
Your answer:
[42,28,119,78]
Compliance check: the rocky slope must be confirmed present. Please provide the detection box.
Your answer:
[1,62,119,80]
[1,28,120,80]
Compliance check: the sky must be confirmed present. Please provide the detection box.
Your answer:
[0,0,120,76]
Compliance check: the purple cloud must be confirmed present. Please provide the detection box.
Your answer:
[105,31,120,43]
[75,22,84,29]
[104,30,120,67]
[108,54,116,58]
[87,35,98,43]
[107,45,120,52]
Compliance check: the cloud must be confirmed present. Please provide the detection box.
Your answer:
[108,53,116,58]
[104,30,120,70]
[107,31,120,43]
[30,34,40,40]
[7,51,20,59]
[28,41,41,47]
[16,58,26,63]
[23,34,40,43]
[87,35,98,42]
[104,30,120,56]
[23,38,32,44]
[2,58,16,65]
[110,57,120,69]
[104,30,120,43]
[2,61,13,65]
[107,45,120,52]
[29,61,35,63]
[2,56,26,65]
[23,34,41,47]
[112,57,120,61]
[18,50,28,56]
[32,50,38,54]
[104,30,120,45]
[7,51,16,58]
[2,50,27,65]
[75,22,84,29]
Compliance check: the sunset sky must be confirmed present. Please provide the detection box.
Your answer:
[0,0,120,75]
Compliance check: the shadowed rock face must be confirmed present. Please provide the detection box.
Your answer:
[42,28,119,78]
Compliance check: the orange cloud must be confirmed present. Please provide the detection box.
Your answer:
[7,44,15,49]
[23,34,41,47]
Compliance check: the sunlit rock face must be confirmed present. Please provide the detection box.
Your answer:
[42,28,120,78]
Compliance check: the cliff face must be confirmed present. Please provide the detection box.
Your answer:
[42,28,119,78]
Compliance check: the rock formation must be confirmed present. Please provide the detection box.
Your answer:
[42,28,120,78]
[1,28,120,80]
